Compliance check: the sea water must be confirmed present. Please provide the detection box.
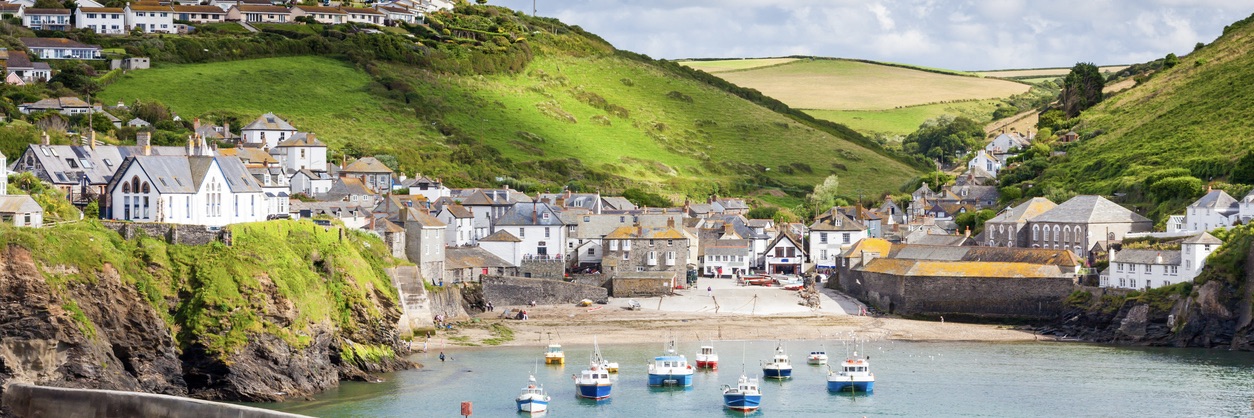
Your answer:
[258,340,1254,417]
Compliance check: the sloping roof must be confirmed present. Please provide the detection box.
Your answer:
[604,225,686,239]
[342,156,393,174]
[888,244,1080,267]
[4,50,34,69]
[1030,195,1151,224]
[441,204,473,218]
[23,144,210,186]
[342,6,384,14]
[275,132,326,147]
[1189,190,1238,212]
[242,112,296,131]
[1113,249,1182,265]
[0,195,42,214]
[23,8,71,14]
[987,197,1057,225]
[80,7,124,12]
[861,258,1068,279]
[217,147,276,165]
[495,202,566,227]
[129,5,172,11]
[0,4,24,12]
[765,232,806,255]
[1181,232,1222,245]
[445,247,513,269]
[117,155,258,194]
[810,208,866,232]
[234,5,291,13]
[402,207,445,227]
[328,177,375,197]
[479,229,522,242]
[294,5,345,14]
[702,239,751,256]
[716,198,749,210]
[20,37,99,49]
[907,233,972,246]
[172,5,227,13]
[216,156,264,193]
[841,237,893,259]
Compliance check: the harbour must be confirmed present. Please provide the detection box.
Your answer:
[260,340,1254,417]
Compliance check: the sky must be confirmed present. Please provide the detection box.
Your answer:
[490,0,1254,70]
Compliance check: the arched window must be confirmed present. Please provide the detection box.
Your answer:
[1063,226,1071,243]
[1033,225,1040,240]
[1053,225,1061,241]
[131,176,140,194]
[122,182,130,193]
[141,182,150,194]
[1043,226,1050,241]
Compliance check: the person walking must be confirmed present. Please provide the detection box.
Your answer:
[439,352,446,362]
[707,286,712,297]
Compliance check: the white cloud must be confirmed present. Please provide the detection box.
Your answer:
[492,0,1254,69]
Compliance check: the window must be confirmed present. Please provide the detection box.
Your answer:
[820,250,827,260]
[544,227,550,238]
[519,228,525,238]
[587,248,595,255]
[1131,279,1137,288]
[1169,266,1178,275]
[842,233,851,244]
[1033,225,1039,240]
[667,240,673,246]
[610,240,618,251]
[1053,225,1060,241]
[1116,263,1123,272]
[820,233,828,244]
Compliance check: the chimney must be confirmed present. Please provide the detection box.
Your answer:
[666,217,675,229]
[964,226,971,238]
[185,134,193,155]
[40,131,50,145]
[224,121,231,139]
[194,117,201,133]
[89,130,96,150]
[307,132,315,144]
[136,131,153,156]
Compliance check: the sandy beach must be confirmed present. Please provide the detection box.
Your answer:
[435,277,1038,349]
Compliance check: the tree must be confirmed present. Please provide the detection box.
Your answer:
[806,175,848,215]
[902,115,984,164]
[48,63,99,96]
[1163,53,1179,69]
[475,0,487,4]
[1060,62,1104,118]
[955,209,996,235]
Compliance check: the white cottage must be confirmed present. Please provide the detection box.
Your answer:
[1183,189,1239,233]
[241,113,297,149]
[105,147,271,227]
[1102,232,1221,290]
[763,233,806,275]
[967,150,1003,177]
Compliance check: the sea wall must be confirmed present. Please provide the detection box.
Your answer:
[99,221,228,246]
[519,259,564,279]
[387,266,435,337]
[2,384,309,418]
[481,276,608,306]
[835,269,1074,319]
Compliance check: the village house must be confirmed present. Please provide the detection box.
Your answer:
[289,168,334,197]
[342,7,383,25]
[103,139,272,227]
[172,5,227,23]
[985,132,1030,156]
[1181,189,1239,233]
[978,197,1058,247]
[599,220,689,277]
[125,3,174,33]
[565,211,690,271]
[492,202,568,260]
[241,112,297,148]
[339,157,393,194]
[403,175,449,202]
[270,132,327,173]
[1102,232,1220,290]
[537,190,602,214]
[700,233,752,277]
[4,51,51,83]
[763,233,806,275]
[444,247,517,283]
[324,177,377,205]
[401,207,447,284]
[435,204,475,247]
[0,2,25,20]
[809,208,868,271]
[22,8,70,31]
[600,196,637,212]
[289,201,369,228]
[0,150,44,228]
[76,6,126,34]
[477,229,524,267]
[290,5,346,24]
[967,149,1003,177]
[226,4,291,23]
[1027,195,1153,258]
[20,37,102,60]
[375,4,415,24]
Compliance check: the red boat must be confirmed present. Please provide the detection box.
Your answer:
[696,345,719,369]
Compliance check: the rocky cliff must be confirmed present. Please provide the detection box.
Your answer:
[1039,227,1254,350]
[0,221,414,414]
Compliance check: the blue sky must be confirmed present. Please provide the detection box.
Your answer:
[491,0,1254,70]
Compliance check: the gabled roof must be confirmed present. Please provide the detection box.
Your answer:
[479,229,522,242]
[20,37,99,49]
[1189,190,1238,211]
[1112,249,1181,266]
[242,112,296,131]
[840,238,892,259]
[0,4,24,12]
[23,8,71,14]
[440,204,473,218]
[765,232,805,255]
[342,156,393,174]
[4,50,34,69]
[810,208,866,232]
[495,202,567,227]
[446,246,513,269]
[1181,232,1222,245]
[402,207,445,227]
[987,197,1056,225]
[0,195,42,214]
[702,239,752,256]
[275,132,326,147]
[342,6,384,15]
[601,196,636,211]
[1031,195,1151,224]
[328,177,375,196]
[113,155,260,194]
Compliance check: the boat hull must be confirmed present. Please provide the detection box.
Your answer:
[723,394,762,412]
[545,356,564,365]
[762,367,792,379]
[827,380,874,393]
[647,373,694,387]
[696,359,718,369]
[575,383,613,400]
[516,397,549,413]
[807,357,828,365]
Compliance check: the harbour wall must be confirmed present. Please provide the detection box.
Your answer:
[2,384,309,418]
[481,276,608,306]
[834,269,1074,319]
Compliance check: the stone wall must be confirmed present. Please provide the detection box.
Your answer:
[520,259,564,279]
[834,268,1074,319]
[609,277,672,297]
[2,384,309,418]
[568,274,609,288]
[481,276,608,306]
[387,266,434,337]
[100,221,227,246]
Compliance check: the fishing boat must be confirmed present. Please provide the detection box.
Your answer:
[515,375,551,413]
[761,342,792,380]
[544,344,564,365]
[573,340,613,400]
[592,337,618,373]
[827,352,875,393]
[807,350,829,365]
[696,345,719,369]
[721,373,762,412]
[647,341,694,386]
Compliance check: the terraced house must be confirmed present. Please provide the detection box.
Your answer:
[291,5,346,24]
[172,5,227,23]
[76,6,126,34]
[125,3,174,33]
[22,8,70,31]
[1102,232,1220,290]
[600,220,689,275]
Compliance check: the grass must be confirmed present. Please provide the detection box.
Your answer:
[805,100,1003,137]
[678,58,800,73]
[708,58,1029,110]
[481,322,515,346]
[975,65,1128,78]
[193,22,252,35]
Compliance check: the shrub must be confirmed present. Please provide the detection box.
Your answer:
[1149,176,1203,201]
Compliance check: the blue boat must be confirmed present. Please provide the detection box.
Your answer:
[573,340,614,399]
[827,352,874,393]
[722,374,762,412]
[647,341,694,387]
[761,342,792,380]
[515,375,551,414]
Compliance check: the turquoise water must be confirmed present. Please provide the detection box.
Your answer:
[261,340,1254,417]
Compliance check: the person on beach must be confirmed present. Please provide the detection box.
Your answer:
[439,352,446,362]
[707,286,712,297]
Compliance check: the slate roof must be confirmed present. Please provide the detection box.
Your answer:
[1113,249,1181,266]
[327,177,375,197]
[715,198,749,210]
[1189,190,1238,213]
[342,157,393,174]
[4,51,44,70]
[217,147,275,166]
[702,239,751,256]
[0,195,42,214]
[442,204,473,218]
[23,97,90,111]
[402,207,445,227]
[479,229,522,242]
[445,246,513,269]
[113,155,260,194]
[599,196,636,211]
[275,132,326,147]
[1030,195,1151,224]
[21,37,99,49]
[1181,232,1222,245]
[810,209,865,232]
[604,225,686,239]
[242,112,296,131]
[987,197,1057,225]
[906,233,972,247]
[495,202,566,227]
[18,144,210,186]
[290,201,368,217]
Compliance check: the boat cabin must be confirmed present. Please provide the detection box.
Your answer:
[841,359,869,373]
[700,346,715,356]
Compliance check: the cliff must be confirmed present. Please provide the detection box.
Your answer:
[1040,226,1254,350]
[0,220,414,413]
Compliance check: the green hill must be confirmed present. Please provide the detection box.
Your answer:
[1007,13,1254,221]
[95,6,923,202]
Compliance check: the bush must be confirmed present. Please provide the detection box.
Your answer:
[1149,176,1203,201]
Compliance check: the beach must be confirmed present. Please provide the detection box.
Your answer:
[438,277,1039,348]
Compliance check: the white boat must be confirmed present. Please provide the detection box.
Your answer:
[696,345,719,369]
[647,340,694,386]
[544,343,564,365]
[592,337,618,373]
[807,350,828,365]
[722,373,762,412]
[827,351,875,393]
[515,375,551,413]
[761,341,792,380]
[573,339,613,399]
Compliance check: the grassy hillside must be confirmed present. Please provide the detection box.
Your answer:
[1008,13,1254,221]
[96,7,923,200]
[680,58,799,73]
[806,100,1003,136]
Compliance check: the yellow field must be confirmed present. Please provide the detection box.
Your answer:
[709,59,1031,110]
[678,58,800,73]
[976,66,1129,78]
